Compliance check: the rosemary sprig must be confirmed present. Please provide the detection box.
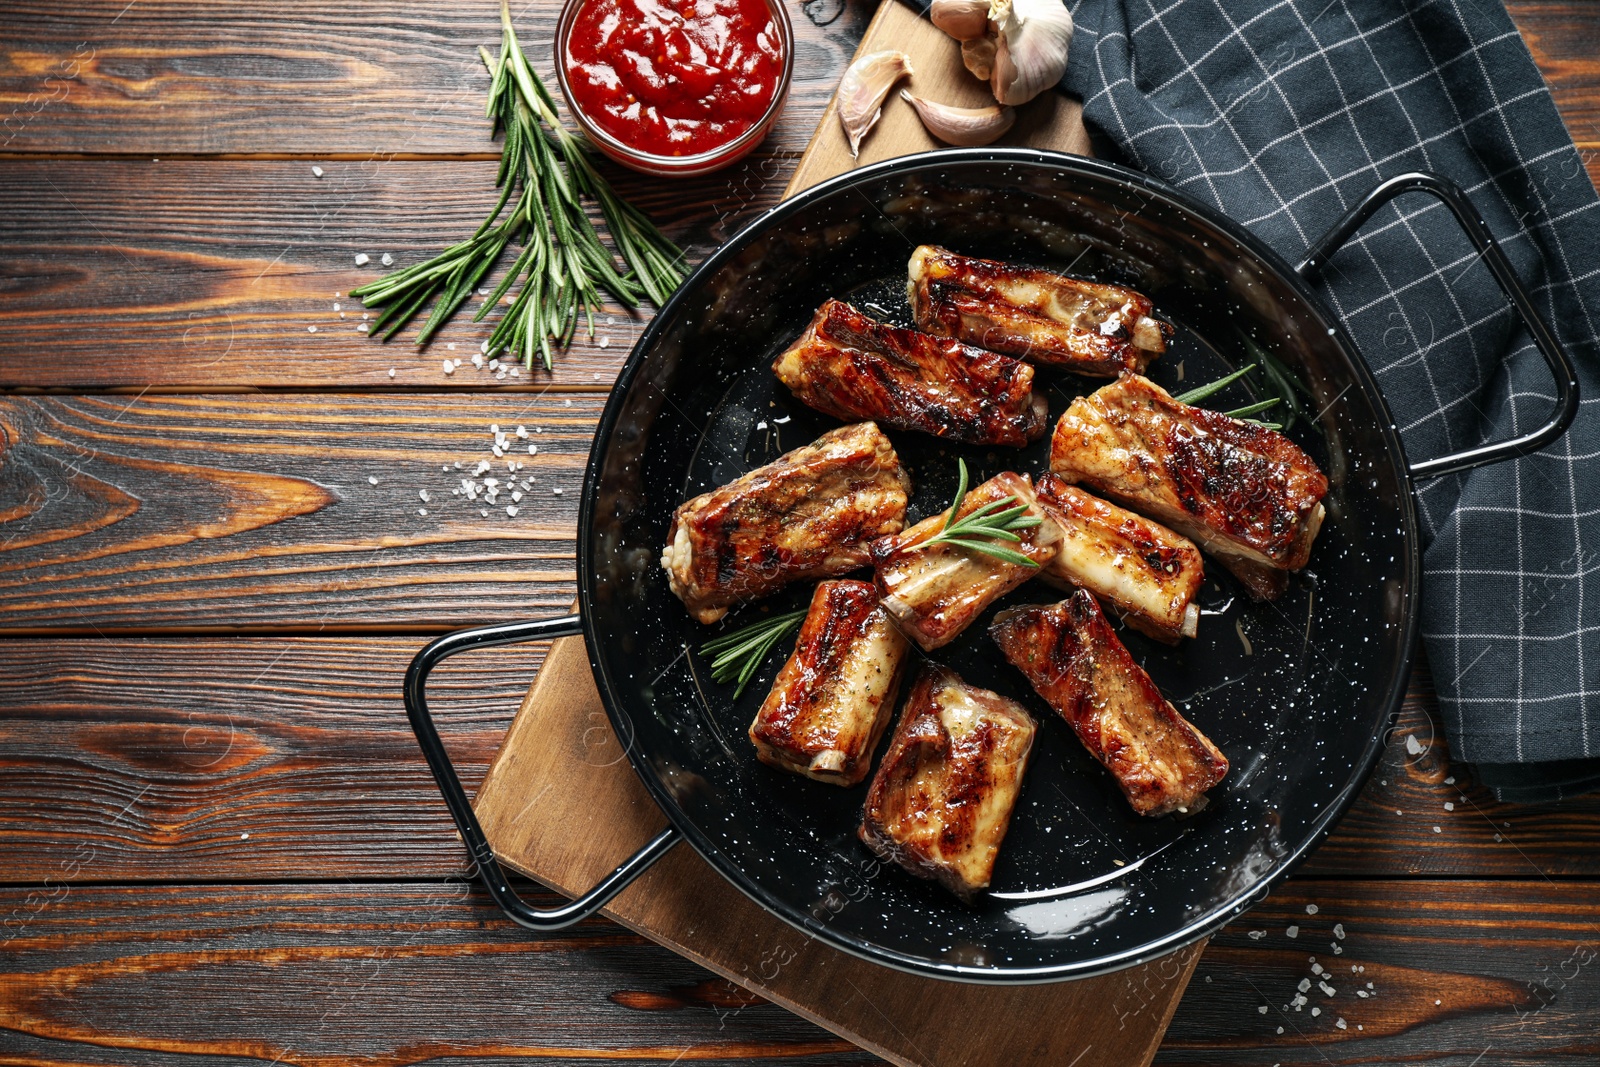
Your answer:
[1242,334,1312,432]
[701,609,806,698]
[348,0,686,369]
[1174,363,1257,405]
[921,458,1043,568]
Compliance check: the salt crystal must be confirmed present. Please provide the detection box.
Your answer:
[381,253,394,266]
[1432,826,1442,833]
[387,366,394,377]
[481,509,489,517]
[496,370,506,379]
[1319,981,1335,996]
[419,490,430,502]
[1310,1007,1320,1017]
[1298,978,1312,993]
[527,444,538,455]
[606,315,615,325]
[1247,930,1267,940]
[1276,1027,1284,1035]
[308,325,318,333]
[755,420,768,430]
[1334,923,1345,940]
[312,166,324,177]
[1257,1006,1268,1014]
[446,342,456,351]
[1444,775,1456,785]
[1333,944,1343,955]
[535,427,543,433]
[492,445,503,457]
[1311,963,1324,975]
[489,359,500,370]
[1287,925,1299,938]
[359,324,370,333]
[512,491,523,502]
[417,508,428,516]
[367,476,378,485]
[1405,734,1423,755]
[355,253,370,266]
[516,425,528,438]
[1443,801,1454,811]
[563,399,572,406]
[442,360,454,374]
[1494,833,1503,842]
[553,487,563,495]
[472,354,484,368]
[511,367,520,376]
[1356,990,1369,998]
[598,337,611,348]
[1306,904,1319,915]
[506,505,518,516]
[1335,1018,1347,1030]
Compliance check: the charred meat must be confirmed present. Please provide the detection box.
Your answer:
[991,592,1228,816]
[871,471,1061,651]
[860,664,1036,900]
[772,299,1048,447]
[663,422,912,624]
[1049,374,1327,600]
[908,245,1168,376]
[1034,473,1204,643]
[749,580,910,786]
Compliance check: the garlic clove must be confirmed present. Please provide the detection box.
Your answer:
[901,90,1016,147]
[962,36,997,81]
[838,50,914,158]
[988,0,1073,107]
[930,0,990,41]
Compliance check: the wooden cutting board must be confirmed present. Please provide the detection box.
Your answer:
[473,4,1200,1065]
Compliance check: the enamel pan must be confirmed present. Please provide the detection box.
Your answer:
[404,150,1577,983]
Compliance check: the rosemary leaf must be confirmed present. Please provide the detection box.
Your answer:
[1174,363,1257,404]
[922,458,1042,568]
[1223,397,1282,419]
[701,609,806,698]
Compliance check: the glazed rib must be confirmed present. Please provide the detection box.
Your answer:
[991,592,1227,816]
[908,244,1168,376]
[859,664,1036,900]
[749,580,910,786]
[772,299,1048,447]
[663,422,912,624]
[1049,374,1327,601]
[1034,473,1204,643]
[870,471,1061,651]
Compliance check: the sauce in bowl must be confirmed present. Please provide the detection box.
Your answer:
[559,0,790,174]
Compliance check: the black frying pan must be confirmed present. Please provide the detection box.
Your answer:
[404,150,1576,983]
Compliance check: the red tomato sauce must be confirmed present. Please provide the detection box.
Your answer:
[563,0,784,158]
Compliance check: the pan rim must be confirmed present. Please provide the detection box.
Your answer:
[575,146,1423,983]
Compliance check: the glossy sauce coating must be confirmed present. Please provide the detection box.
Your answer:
[564,0,784,157]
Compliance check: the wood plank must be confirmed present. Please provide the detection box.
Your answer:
[0,879,1594,1066]
[4,636,1596,885]
[0,1,1592,160]
[0,160,707,390]
[0,393,598,631]
[0,0,866,157]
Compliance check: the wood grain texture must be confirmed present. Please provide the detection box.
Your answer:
[0,160,708,390]
[0,879,1594,1067]
[0,1,1590,160]
[0,0,866,158]
[781,0,1090,198]
[476,631,1198,1067]
[0,393,597,631]
[3,642,1594,886]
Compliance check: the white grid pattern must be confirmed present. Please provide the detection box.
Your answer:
[1051,0,1600,795]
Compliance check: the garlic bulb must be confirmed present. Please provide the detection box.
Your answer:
[837,50,914,158]
[988,0,1073,107]
[901,90,1015,147]
[930,0,990,41]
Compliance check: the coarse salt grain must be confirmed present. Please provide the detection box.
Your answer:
[333,302,341,311]
[308,325,317,333]
[381,253,394,266]
[358,324,370,333]
[355,253,370,265]
[1248,930,1266,940]
[368,476,378,485]
[1287,925,1299,938]
[1298,978,1312,992]
[599,337,611,348]
[1444,801,1455,811]
[1310,1007,1320,1017]
[755,421,768,430]
[442,360,454,374]
[312,166,324,177]
[1334,923,1345,940]
[506,505,518,516]
[1257,1006,1267,1014]
[516,425,528,438]
[446,342,456,351]
[553,487,563,495]
[419,490,430,502]
[527,444,538,455]
[418,508,428,516]
[512,491,523,502]
[1335,1018,1347,1030]
[1306,904,1319,915]
[1432,826,1442,833]
[481,508,488,517]
[511,367,520,376]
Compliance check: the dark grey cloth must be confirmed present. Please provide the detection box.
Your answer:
[904,0,1600,800]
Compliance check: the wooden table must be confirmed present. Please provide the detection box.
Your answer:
[3,3,1599,1064]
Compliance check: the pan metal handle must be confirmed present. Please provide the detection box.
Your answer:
[404,614,680,931]
[1296,170,1578,480]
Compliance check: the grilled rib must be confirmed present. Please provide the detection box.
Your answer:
[859,664,1036,900]
[1049,374,1327,601]
[991,592,1228,816]
[1034,473,1203,643]
[663,422,912,624]
[908,245,1168,376]
[870,471,1061,651]
[771,299,1048,448]
[749,579,910,786]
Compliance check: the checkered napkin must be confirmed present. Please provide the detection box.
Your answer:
[902,0,1600,800]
